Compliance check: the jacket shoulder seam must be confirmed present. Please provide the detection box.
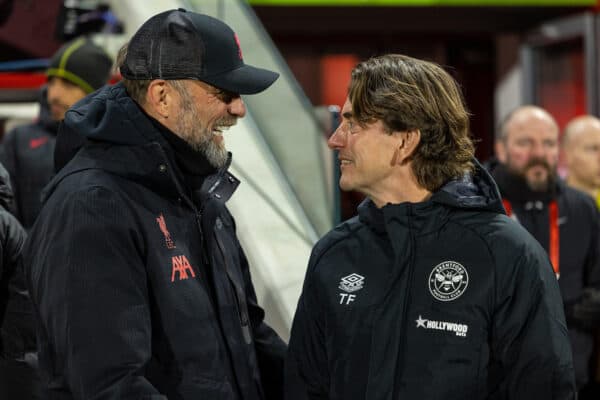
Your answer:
[310,218,365,268]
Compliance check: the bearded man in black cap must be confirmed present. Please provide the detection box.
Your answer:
[0,37,113,229]
[490,105,600,398]
[25,9,286,400]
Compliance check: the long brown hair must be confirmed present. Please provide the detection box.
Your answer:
[348,54,474,191]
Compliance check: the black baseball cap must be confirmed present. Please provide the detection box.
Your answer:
[120,8,279,94]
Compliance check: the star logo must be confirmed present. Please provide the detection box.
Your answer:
[416,315,427,328]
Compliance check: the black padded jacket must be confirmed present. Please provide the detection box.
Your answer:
[25,83,286,400]
[288,163,576,400]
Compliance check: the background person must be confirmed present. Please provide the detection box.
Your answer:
[490,105,600,397]
[563,115,600,206]
[0,162,41,398]
[0,37,113,229]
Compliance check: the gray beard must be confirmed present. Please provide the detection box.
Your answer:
[193,137,228,169]
[174,88,230,169]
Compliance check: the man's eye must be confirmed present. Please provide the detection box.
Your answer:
[216,89,240,104]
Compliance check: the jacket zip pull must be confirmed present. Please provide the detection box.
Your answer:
[195,212,210,266]
[238,298,251,344]
[214,231,253,345]
[241,321,252,345]
[235,286,252,345]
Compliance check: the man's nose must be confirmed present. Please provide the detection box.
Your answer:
[328,125,346,149]
[229,97,246,118]
[46,84,63,102]
[530,142,546,158]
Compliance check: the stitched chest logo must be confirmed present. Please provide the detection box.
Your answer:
[428,261,468,302]
[416,315,468,337]
[171,255,196,282]
[339,273,365,293]
[338,273,365,305]
[29,136,49,149]
[156,213,176,249]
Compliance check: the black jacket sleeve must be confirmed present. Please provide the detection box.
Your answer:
[0,208,31,358]
[488,240,576,399]
[239,236,287,400]
[0,129,21,220]
[26,186,166,399]
[286,251,329,400]
[565,197,600,330]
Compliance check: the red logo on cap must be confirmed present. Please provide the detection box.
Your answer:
[234,33,243,60]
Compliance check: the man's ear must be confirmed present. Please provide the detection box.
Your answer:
[495,139,507,163]
[394,129,421,165]
[146,80,171,118]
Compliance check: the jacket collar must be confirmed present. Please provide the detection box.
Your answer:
[45,129,239,210]
[46,83,240,207]
[358,158,504,234]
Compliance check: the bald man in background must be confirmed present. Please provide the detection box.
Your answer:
[488,105,600,398]
[563,115,600,207]
[563,115,600,396]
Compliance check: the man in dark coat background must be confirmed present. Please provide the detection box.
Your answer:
[0,162,41,398]
[0,37,113,229]
[25,9,285,399]
[490,105,600,398]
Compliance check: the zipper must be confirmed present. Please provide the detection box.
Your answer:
[393,204,417,398]
[154,143,246,397]
[154,144,195,210]
[214,229,252,345]
[194,212,211,266]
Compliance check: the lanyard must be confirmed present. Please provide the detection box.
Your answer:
[502,199,560,279]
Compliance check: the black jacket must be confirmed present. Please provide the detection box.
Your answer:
[0,88,58,229]
[490,161,600,388]
[0,161,42,398]
[0,162,31,359]
[288,164,575,400]
[24,83,286,400]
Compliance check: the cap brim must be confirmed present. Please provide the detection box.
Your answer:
[202,64,279,95]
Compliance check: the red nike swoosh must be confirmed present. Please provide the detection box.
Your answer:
[29,136,49,149]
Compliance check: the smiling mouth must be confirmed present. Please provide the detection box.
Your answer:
[213,122,236,135]
[212,127,228,136]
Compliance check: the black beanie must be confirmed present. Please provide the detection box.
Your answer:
[47,37,113,94]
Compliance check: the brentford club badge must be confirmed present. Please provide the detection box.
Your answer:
[428,261,469,302]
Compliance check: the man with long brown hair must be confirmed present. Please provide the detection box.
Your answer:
[287,54,575,399]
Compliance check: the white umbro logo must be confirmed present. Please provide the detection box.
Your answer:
[339,273,365,293]
[338,273,364,305]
